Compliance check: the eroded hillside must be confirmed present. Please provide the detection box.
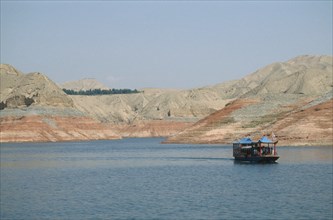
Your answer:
[0,65,120,142]
[164,55,333,145]
[1,65,73,109]
[164,95,333,146]
[1,55,332,145]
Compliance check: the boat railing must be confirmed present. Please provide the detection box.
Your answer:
[261,147,275,156]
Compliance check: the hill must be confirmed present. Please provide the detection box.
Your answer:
[241,55,332,96]
[1,64,73,109]
[61,78,110,91]
[70,88,232,124]
[164,95,332,146]
[0,66,120,142]
[164,55,333,145]
[71,55,332,123]
[1,55,332,145]
[208,55,332,98]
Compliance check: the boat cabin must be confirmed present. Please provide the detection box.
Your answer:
[233,136,279,162]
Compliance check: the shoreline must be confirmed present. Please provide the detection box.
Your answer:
[1,136,332,147]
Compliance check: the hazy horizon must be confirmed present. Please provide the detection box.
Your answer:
[1,1,332,89]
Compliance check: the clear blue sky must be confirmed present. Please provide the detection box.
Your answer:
[1,1,332,89]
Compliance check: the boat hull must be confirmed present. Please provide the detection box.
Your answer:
[234,155,279,163]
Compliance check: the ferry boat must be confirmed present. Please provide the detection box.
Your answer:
[233,136,279,163]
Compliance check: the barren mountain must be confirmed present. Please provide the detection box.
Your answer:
[62,78,110,91]
[209,55,332,98]
[71,55,332,124]
[1,65,73,109]
[164,55,333,145]
[0,66,119,142]
[71,88,232,124]
[1,64,24,105]
[164,95,332,146]
[1,55,332,144]
[241,55,332,96]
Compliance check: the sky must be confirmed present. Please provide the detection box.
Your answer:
[1,1,332,89]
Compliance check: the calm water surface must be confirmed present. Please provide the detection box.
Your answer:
[1,138,332,220]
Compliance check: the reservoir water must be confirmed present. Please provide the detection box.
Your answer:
[1,138,332,219]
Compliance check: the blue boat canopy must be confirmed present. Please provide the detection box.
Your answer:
[236,137,253,144]
[258,136,273,143]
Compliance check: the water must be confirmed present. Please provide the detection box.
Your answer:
[1,138,332,220]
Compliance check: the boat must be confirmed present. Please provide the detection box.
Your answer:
[233,136,279,163]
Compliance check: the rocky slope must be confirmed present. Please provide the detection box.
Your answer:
[0,112,120,142]
[1,65,73,109]
[70,55,332,127]
[164,95,333,146]
[70,89,232,124]
[271,97,332,146]
[208,55,332,98]
[0,65,120,142]
[110,120,193,138]
[241,55,332,96]
[164,55,333,146]
[1,55,332,145]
